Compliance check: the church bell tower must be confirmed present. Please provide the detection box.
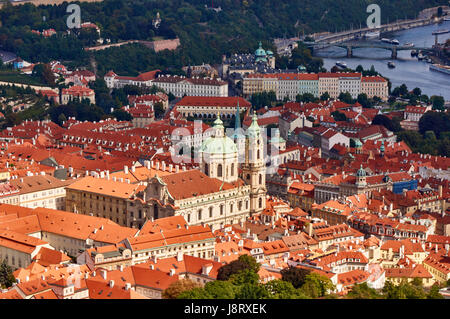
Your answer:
[241,111,267,215]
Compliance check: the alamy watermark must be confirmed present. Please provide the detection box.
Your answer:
[66,4,81,29]
[366,4,381,29]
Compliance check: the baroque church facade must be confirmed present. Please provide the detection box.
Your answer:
[127,111,267,231]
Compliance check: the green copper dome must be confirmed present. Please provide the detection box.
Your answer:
[200,115,237,155]
[356,164,366,177]
[270,129,285,144]
[380,140,385,152]
[254,41,267,62]
[200,136,237,155]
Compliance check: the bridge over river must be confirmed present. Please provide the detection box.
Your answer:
[304,17,444,58]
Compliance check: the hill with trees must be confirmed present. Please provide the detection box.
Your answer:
[0,0,447,76]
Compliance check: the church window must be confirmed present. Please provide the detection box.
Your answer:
[259,197,263,208]
[259,174,262,185]
[231,163,234,176]
[220,205,224,215]
[257,149,260,159]
[198,209,202,220]
[209,207,213,218]
[217,164,223,177]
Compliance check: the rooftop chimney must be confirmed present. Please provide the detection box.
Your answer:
[169,269,176,276]
[124,166,129,175]
[177,252,183,262]
[125,283,131,291]
[100,269,107,280]
[109,280,114,288]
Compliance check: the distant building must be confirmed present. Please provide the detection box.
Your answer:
[243,72,389,101]
[104,70,161,89]
[173,96,250,119]
[152,75,228,97]
[221,42,276,78]
[61,86,95,105]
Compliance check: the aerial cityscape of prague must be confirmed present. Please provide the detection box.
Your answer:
[0,0,448,309]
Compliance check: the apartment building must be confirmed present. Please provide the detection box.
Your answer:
[174,96,251,119]
[152,75,228,97]
[361,76,389,101]
[243,72,388,101]
[65,175,141,226]
[0,230,52,270]
[9,174,75,210]
[0,204,138,258]
[76,215,216,270]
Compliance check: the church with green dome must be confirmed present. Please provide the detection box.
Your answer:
[221,41,276,78]
[199,110,267,217]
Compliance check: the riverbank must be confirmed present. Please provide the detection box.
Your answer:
[314,20,450,100]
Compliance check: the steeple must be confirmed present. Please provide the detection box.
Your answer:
[380,140,385,157]
[213,112,224,137]
[247,110,260,138]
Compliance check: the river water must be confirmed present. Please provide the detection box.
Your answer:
[315,20,450,100]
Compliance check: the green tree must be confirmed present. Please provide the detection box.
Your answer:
[412,87,422,96]
[372,114,395,131]
[299,273,335,298]
[163,278,202,299]
[229,268,260,286]
[154,101,165,119]
[237,255,260,273]
[177,287,212,299]
[399,84,408,96]
[235,283,269,299]
[203,280,236,299]
[357,93,369,107]
[331,110,348,122]
[264,280,302,299]
[280,266,311,289]
[347,282,383,299]
[112,109,132,121]
[382,280,427,299]
[338,92,354,104]
[57,113,67,124]
[430,95,445,111]
[427,284,444,299]
[0,259,15,289]
[320,92,330,101]
[419,111,450,138]
[32,63,55,87]
[296,93,316,103]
